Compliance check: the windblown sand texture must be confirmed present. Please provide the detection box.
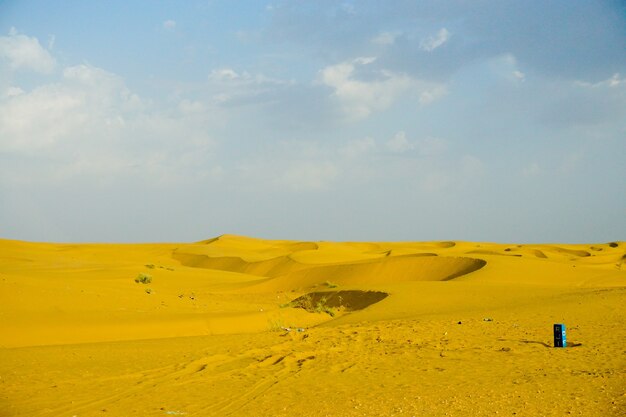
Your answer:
[1,235,624,416]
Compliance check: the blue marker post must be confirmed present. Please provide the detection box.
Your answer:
[553,323,567,348]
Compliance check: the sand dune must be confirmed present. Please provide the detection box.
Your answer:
[0,236,624,416]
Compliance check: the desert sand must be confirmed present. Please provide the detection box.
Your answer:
[0,235,624,416]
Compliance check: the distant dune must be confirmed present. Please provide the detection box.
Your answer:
[1,235,624,416]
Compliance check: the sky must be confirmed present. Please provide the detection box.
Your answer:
[0,0,625,243]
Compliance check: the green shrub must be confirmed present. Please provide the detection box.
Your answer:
[135,273,152,284]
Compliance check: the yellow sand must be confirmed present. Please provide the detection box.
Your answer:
[0,235,624,416]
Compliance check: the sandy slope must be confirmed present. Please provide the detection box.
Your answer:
[0,235,624,416]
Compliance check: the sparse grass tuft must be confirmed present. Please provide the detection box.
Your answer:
[324,281,338,288]
[135,273,152,284]
[145,288,153,294]
[313,296,335,317]
[145,264,155,269]
[267,318,286,332]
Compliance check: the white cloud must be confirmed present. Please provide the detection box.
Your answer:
[575,73,625,88]
[608,73,625,87]
[178,99,205,114]
[419,28,451,52]
[320,57,445,120]
[340,137,377,158]
[371,31,397,46]
[418,86,447,105]
[163,20,177,30]
[234,132,470,196]
[386,132,448,155]
[386,131,414,153]
[206,67,294,107]
[486,54,529,83]
[209,68,240,81]
[64,64,123,87]
[0,58,220,186]
[0,83,85,150]
[354,56,377,65]
[236,140,340,191]
[0,28,56,73]
[4,86,24,97]
[513,70,525,81]
[209,67,290,85]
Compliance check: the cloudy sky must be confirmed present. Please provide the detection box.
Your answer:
[1,1,625,243]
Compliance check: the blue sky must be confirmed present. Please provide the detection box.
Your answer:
[0,1,625,243]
